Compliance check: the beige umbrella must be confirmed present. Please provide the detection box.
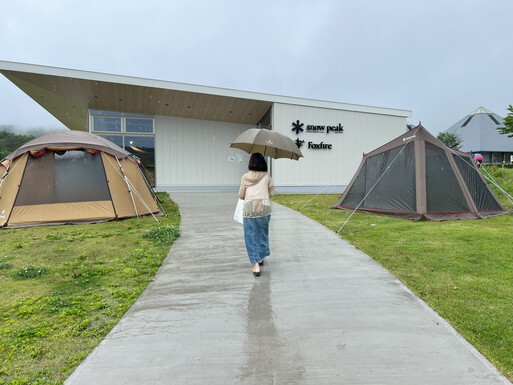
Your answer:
[229,128,303,160]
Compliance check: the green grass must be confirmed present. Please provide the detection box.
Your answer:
[0,193,180,385]
[273,168,513,381]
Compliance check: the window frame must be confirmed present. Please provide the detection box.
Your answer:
[89,110,155,135]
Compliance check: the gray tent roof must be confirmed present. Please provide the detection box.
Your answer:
[444,106,513,152]
[4,130,131,161]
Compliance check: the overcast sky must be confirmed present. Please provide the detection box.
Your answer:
[0,0,512,135]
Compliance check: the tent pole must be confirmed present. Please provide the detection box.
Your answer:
[104,155,159,222]
[115,158,139,218]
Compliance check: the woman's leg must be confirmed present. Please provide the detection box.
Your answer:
[258,215,271,260]
[252,215,271,262]
[243,217,260,264]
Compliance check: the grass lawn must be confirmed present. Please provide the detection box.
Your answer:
[0,193,180,385]
[273,167,513,381]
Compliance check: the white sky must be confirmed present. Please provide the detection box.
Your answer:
[0,0,512,135]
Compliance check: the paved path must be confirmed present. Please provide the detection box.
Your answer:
[66,192,510,385]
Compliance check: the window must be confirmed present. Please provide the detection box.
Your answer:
[92,116,122,132]
[461,116,473,127]
[126,118,153,133]
[90,110,154,134]
[492,152,504,163]
[488,114,501,125]
[89,109,156,185]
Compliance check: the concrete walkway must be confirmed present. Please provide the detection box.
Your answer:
[66,192,511,385]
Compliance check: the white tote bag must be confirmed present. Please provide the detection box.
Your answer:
[233,199,244,224]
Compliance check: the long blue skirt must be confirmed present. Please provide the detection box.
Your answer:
[243,215,271,264]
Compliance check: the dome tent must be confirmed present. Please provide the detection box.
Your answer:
[0,131,161,228]
[333,124,508,221]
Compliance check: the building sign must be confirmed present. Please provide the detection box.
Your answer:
[292,120,343,149]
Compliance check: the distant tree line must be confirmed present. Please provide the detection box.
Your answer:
[0,130,36,160]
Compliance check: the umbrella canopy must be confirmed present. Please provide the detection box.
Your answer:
[229,128,303,160]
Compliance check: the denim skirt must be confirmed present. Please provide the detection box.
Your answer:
[243,215,271,264]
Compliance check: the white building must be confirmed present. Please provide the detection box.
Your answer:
[0,61,411,193]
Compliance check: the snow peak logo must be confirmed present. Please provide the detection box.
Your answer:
[291,120,344,134]
[306,123,344,134]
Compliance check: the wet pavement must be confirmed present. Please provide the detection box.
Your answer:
[65,192,511,385]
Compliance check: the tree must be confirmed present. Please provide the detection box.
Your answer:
[0,131,36,160]
[497,104,513,138]
[437,132,462,150]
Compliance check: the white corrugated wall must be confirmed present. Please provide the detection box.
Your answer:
[155,115,252,190]
[271,103,408,192]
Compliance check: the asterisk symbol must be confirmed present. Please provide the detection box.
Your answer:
[292,120,304,135]
[295,138,305,148]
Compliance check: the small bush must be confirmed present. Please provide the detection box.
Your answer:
[143,225,180,245]
[0,262,13,269]
[12,266,47,280]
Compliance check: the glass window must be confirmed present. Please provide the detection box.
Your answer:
[492,153,504,163]
[93,116,122,132]
[126,118,154,133]
[89,109,123,116]
[98,135,123,148]
[125,136,155,185]
[89,110,155,186]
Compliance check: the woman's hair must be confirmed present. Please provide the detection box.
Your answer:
[248,153,268,172]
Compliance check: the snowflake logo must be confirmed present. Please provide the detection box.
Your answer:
[292,120,304,135]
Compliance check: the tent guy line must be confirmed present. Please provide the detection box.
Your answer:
[336,126,419,233]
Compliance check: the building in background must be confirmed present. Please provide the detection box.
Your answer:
[0,61,411,193]
[444,106,513,164]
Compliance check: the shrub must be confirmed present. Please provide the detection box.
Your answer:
[12,266,47,280]
[143,225,180,245]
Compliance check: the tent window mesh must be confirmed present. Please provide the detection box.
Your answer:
[14,151,111,206]
[452,154,502,211]
[341,143,416,212]
[425,143,469,213]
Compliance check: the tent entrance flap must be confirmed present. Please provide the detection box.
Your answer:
[339,142,416,212]
[14,150,111,206]
[425,142,469,214]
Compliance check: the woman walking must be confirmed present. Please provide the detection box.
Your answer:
[239,153,274,276]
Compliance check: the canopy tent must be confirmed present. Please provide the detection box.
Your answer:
[0,131,161,228]
[333,124,508,221]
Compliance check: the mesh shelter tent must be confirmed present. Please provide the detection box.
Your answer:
[0,131,161,228]
[333,124,508,221]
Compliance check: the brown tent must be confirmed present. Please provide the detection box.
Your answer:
[333,124,509,221]
[0,131,161,228]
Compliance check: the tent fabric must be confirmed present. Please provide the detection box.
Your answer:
[4,130,131,161]
[334,124,509,221]
[0,131,161,228]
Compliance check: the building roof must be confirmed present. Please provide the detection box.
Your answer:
[0,60,411,131]
[445,106,513,152]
